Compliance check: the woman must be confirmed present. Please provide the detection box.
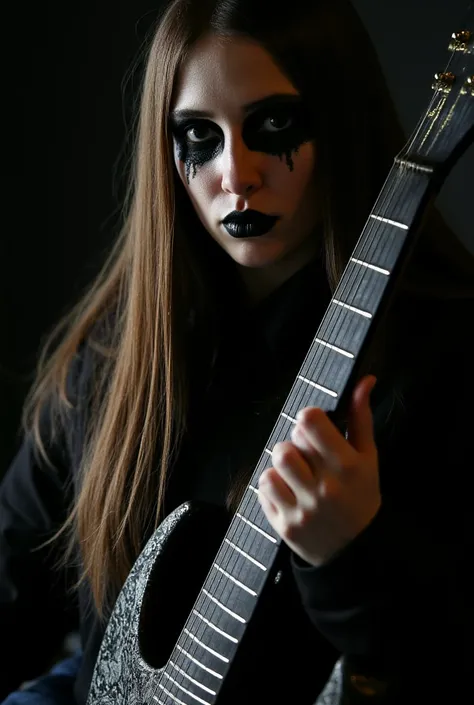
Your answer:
[1,0,472,703]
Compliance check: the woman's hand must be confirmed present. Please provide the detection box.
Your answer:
[258,375,381,567]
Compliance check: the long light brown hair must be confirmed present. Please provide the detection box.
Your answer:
[24,0,474,615]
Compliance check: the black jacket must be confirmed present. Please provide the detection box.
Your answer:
[1,260,472,703]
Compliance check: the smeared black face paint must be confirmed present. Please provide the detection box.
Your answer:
[170,95,315,183]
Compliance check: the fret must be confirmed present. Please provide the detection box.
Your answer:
[255,453,274,477]
[201,589,246,624]
[369,214,408,230]
[297,375,338,398]
[223,539,267,571]
[192,609,240,643]
[225,521,278,564]
[304,356,353,400]
[228,492,273,535]
[209,547,265,596]
[353,218,407,270]
[287,376,335,412]
[169,661,217,695]
[282,381,339,420]
[280,376,337,427]
[162,656,221,705]
[235,512,277,543]
[267,415,299,448]
[313,337,354,358]
[335,261,392,313]
[350,256,390,277]
[182,619,235,660]
[175,645,223,679]
[314,307,372,360]
[155,685,187,705]
[332,299,373,318]
[170,633,231,701]
[217,546,274,608]
[190,596,246,649]
[212,563,257,596]
[160,673,212,705]
[182,629,229,663]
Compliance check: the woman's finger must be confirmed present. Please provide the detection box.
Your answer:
[271,441,317,497]
[258,466,297,511]
[295,407,346,468]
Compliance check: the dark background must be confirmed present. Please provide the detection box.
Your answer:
[1,0,473,476]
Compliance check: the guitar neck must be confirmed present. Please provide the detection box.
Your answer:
[155,17,474,695]
[153,158,435,703]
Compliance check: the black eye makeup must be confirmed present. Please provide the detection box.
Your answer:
[169,95,315,182]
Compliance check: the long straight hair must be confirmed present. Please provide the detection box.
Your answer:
[24,0,474,615]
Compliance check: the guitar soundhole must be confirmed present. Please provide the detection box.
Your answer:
[138,503,229,669]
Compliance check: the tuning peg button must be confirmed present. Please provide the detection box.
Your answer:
[449,30,472,52]
[461,75,474,97]
[432,71,456,93]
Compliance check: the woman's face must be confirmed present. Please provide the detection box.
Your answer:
[170,34,320,286]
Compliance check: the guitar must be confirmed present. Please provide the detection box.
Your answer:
[87,7,474,705]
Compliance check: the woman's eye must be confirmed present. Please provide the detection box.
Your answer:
[186,125,216,143]
[262,114,293,132]
[175,111,294,148]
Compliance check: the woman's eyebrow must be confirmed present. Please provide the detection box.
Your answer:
[170,93,302,122]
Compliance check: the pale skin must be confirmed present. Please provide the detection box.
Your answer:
[170,33,320,303]
[171,34,382,568]
[258,375,382,567]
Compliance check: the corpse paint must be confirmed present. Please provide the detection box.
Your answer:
[170,96,315,183]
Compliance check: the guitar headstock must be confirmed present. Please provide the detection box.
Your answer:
[400,2,474,177]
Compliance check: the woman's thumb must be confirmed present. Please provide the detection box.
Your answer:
[347,375,377,452]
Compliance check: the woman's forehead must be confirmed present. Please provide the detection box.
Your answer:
[171,34,298,117]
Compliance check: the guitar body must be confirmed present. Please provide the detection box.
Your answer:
[87,502,199,705]
[87,501,340,705]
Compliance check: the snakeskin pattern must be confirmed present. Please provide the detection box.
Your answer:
[87,503,191,705]
[314,658,343,705]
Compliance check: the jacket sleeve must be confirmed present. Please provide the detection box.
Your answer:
[0,352,85,698]
[291,305,472,694]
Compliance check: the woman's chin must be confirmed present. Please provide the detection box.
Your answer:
[225,237,288,269]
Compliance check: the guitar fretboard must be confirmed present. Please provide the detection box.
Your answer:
[148,161,432,705]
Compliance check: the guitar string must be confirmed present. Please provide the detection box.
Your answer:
[149,170,430,704]
[147,170,405,704]
[154,32,467,693]
[232,64,445,528]
[238,165,406,526]
[148,162,422,703]
[149,78,444,703]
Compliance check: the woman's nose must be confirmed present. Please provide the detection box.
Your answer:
[220,137,263,197]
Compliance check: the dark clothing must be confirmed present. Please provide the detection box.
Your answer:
[2,653,82,705]
[1,259,472,703]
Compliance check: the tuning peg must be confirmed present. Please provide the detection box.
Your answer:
[461,75,474,97]
[432,71,456,93]
[449,30,472,51]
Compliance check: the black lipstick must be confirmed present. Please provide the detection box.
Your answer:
[221,210,280,238]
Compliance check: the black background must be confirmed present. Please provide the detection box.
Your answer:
[1,0,472,475]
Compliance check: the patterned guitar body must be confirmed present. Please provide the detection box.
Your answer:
[87,501,340,705]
